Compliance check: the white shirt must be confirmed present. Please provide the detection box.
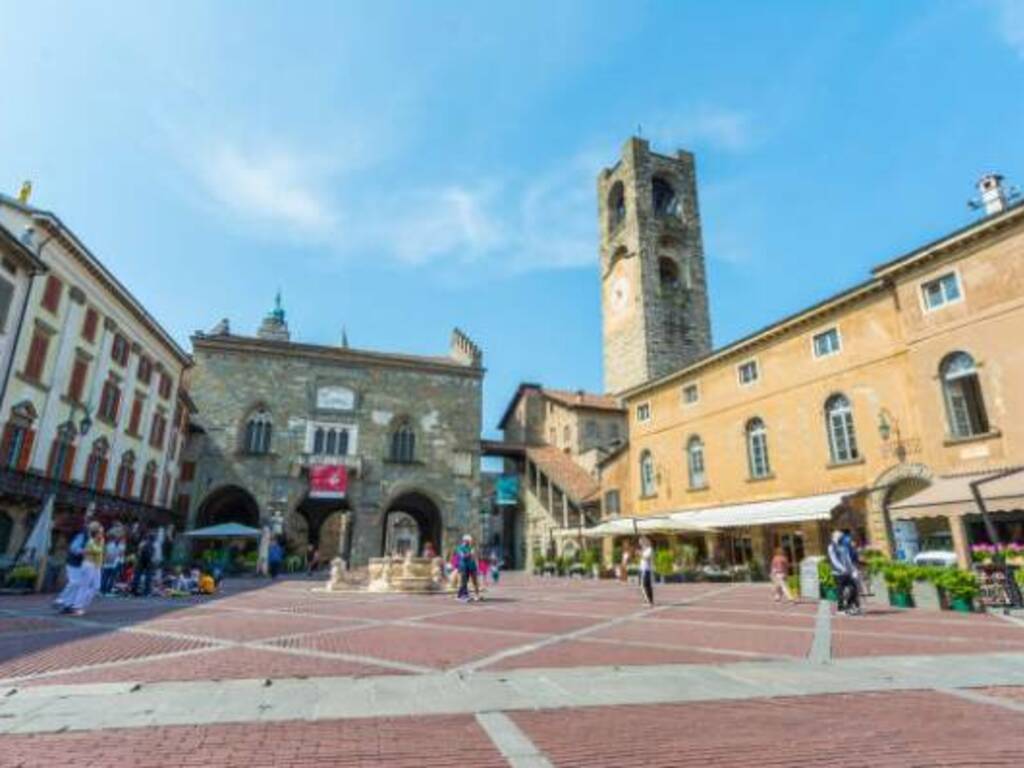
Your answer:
[640,546,653,573]
[103,540,125,567]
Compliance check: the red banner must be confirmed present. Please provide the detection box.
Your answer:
[310,464,348,499]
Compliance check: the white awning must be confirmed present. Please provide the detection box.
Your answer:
[666,490,855,529]
[582,516,713,538]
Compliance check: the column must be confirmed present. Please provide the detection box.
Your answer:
[949,514,971,569]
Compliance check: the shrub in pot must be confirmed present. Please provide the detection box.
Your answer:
[883,563,916,607]
[4,565,37,590]
[936,569,979,613]
[654,549,676,582]
[818,559,837,600]
[911,565,946,611]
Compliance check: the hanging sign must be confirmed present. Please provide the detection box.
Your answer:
[310,464,348,499]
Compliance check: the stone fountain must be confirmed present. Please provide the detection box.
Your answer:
[319,552,448,594]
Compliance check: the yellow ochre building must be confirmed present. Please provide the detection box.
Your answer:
[592,139,1024,570]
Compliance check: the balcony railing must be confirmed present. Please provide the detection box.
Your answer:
[0,466,175,524]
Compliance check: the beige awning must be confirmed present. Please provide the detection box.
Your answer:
[666,490,855,529]
[888,468,1024,519]
[582,516,713,538]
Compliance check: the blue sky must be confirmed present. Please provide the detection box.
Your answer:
[1,1,1023,436]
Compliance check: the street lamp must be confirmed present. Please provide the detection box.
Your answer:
[69,402,92,437]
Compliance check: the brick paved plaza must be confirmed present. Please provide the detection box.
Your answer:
[2,575,1024,766]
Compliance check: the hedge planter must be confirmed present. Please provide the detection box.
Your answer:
[950,596,974,613]
[889,591,914,608]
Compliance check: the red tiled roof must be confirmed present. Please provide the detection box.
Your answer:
[527,445,600,506]
[541,388,622,413]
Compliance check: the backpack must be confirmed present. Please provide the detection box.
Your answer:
[66,531,87,568]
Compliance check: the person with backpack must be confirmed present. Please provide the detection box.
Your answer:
[54,523,89,611]
[828,530,861,615]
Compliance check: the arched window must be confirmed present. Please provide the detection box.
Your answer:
[639,450,656,497]
[325,429,337,455]
[114,451,136,498]
[563,425,571,447]
[745,418,771,479]
[1,401,37,471]
[687,436,706,488]
[652,177,679,217]
[825,394,859,463]
[84,438,110,491]
[608,181,626,232]
[47,422,77,482]
[140,460,158,505]
[244,409,272,455]
[313,427,325,455]
[940,352,989,438]
[390,421,416,463]
[659,257,681,290]
[336,429,349,456]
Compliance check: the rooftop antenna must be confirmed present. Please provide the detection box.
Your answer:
[636,124,643,138]
[341,326,349,348]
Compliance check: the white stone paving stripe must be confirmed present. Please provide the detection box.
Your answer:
[936,685,1024,714]
[809,600,832,664]
[3,652,1024,734]
[476,711,554,768]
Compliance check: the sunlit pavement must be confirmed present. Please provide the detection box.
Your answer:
[2,574,1024,766]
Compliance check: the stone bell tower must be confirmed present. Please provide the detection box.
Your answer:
[598,137,712,394]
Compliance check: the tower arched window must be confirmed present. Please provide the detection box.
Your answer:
[825,394,859,464]
[745,418,771,479]
[639,450,656,497]
[652,177,680,218]
[659,257,681,290]
[390,421,416,463]
[313,427,325,455]
[243,409,272,455]
[687,435,706,489]
[940,352,989,438]
[608,181,626,232]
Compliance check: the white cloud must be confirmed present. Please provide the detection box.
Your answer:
[990,0,1024,58]
[195,142,337,238]
[385,185,504,266]
[649,106,755,153]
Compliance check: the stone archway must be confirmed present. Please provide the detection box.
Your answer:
[195,485,261,529]
[382,491,442,558]
[865,463,933,556]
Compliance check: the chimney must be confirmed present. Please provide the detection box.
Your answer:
[977,174,1008,216]
[576,389,585,404]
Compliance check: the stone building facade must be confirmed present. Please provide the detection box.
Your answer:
[494,384,625,567]
[599,137,712,394]
[180,306,484,566]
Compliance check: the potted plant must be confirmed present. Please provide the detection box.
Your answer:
[4,564,37,591]
[818,558,837,600]
[580,548,599,578]
[532,552,545,576]
[883,563,916,607]
[654,549,676,583]
[937,569,979,613]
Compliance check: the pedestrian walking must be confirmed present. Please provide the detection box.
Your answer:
[456,534,481,602]
[268,538,284,579]
[54,522,89,611]
[66,522,104,615]
[828,530,861,615]
[101,526,126,595]
[307,543,320,576]
[770,547,796,603]
[132,532,155,597]
[489,550,501,584]
[638,536,654,606]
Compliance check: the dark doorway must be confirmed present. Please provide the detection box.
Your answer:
[195,485,260,529]
[383,491,441,557]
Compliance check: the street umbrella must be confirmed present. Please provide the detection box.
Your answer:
[17,494,54,566]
